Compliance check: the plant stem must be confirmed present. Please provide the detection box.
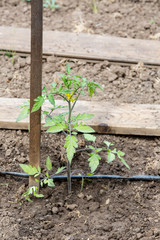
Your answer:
[67,100,72,193]
[67,160,71,193]
[71,89,81,112]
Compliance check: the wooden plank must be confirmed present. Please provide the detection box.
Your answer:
[0,27,160,65]
[1,98,160,136]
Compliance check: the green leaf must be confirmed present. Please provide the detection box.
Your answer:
[34,193,44,198]
[55,166,66,174]
[107,152,115,163]
[84,134,96,142]
[96,148,102,153]
[25,196,33,202]
[48,93,55,106]
[75,123,95,133]
[34,173,40,177]
[20,164,38,176]
[72,131,78,135]
[42,86,47,93]
[46,156,52,171]
[88,153,101,173]
[47,179,55,187]
[75,113,94,121]
[104,141,114,148]
[66,62,71,74]
[40,181,44,187]
[47,124,65,133]
[44,179,48,185]
[31,96,45,113]
[88,85,94,97]
[119,157,130,169]
[112,148,117,153]
[46,172,49,177]
[88,145,94,150]
[16,106,30,122]
[43,120,56,127]
[37,166,41,173]
[64,135,78,163]
[117,150,125,157]
[51,82,57,89]
[87,173,93,176]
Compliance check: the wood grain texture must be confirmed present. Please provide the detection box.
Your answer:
[1,98,160,136]
[0,27,160,65]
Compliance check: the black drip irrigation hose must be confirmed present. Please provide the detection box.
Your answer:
[0,170,160,181]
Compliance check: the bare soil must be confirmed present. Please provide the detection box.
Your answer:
[1,0,160,239]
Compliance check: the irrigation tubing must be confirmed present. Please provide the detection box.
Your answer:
[1,170,160,181]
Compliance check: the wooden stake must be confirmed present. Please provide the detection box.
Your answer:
[29,0,43,189]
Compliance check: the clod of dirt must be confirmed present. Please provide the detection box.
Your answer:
[5,149,12,157]
[66,204,78,211]
[89,202,100,212]
[16,184,26,195]
[52,207,59,214]
[108,72,118,82]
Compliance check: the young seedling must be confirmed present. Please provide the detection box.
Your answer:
[20,156,65,201]
[43,0,59,10]
[4,50,16,65]
[17,63,129,196]
[90,0,98,13]
[23,0,59,10]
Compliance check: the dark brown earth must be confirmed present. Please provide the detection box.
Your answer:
[1,0,160,239]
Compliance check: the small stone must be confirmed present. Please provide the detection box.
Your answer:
[154,228,160,236]
[26,56,31,65]
[23,7,28,13]
[52,207,59,214]
[137,233,142,239]
[102,60,109,68]
[135,228,140,233]
[113,12,122,19]
[154,219,159,223]
[66,204,77,211]
[17,130,22,136]
[5,149,12,157]
[150,71,156,76]
[99,189,105,195]
[18,157,26,163]
[86,195,93,201]
[105,198,110,205]
[22,136,29,146]
[77,192,84,199]
[18,57,26,68]
[17,218,22,223]
[140,72,149,81]
[65,235,74,240]
[157,68,160,78]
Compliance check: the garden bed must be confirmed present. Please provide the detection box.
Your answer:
[1,0,160,239]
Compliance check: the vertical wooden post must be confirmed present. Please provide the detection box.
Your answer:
[29,0,43,189]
